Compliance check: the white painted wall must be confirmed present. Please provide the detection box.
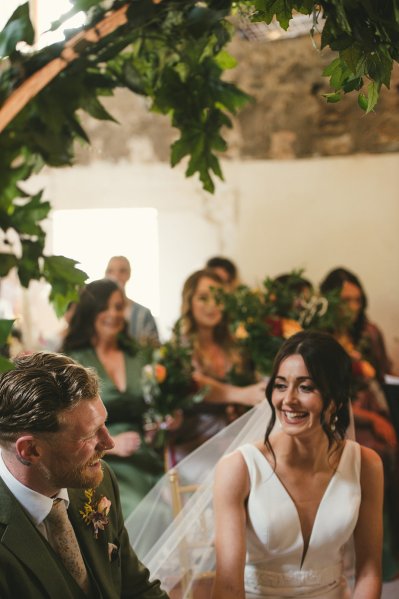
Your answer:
[17,153,399,371]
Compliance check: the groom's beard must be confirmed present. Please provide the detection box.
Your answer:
[38,451,106,489]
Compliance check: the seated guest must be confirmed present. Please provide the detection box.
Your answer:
[320,267,393,378]
[169,269,265,463]
[320,266,399,579]
[105,255,159,345]
[62,279,164,518]
[205,256,240,291]
[0,352,168,598]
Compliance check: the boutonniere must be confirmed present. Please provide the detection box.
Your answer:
[80,488,112,538]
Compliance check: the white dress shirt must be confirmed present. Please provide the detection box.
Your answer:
[0,449,69,540]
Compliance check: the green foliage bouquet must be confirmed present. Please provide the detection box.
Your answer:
[141,334,207,446]
[217,270,347,375]
[217,283,283,376]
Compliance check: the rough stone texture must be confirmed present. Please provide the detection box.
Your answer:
[75,31,399,165]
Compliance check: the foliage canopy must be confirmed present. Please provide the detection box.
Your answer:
[0,0,398,345]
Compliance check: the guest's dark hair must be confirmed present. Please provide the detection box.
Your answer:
[0,352,98,445]
[179,269,232,347]
[62,278,132,353]
[206,257,238,284]
[320,267,367,344]
[274,273,313,295]
[264,331,352,455]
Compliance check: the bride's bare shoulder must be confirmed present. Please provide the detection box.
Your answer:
[214,449,250,499]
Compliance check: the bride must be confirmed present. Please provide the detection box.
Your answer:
[126,331,382,598]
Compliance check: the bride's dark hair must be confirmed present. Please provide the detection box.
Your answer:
[264,330,352,453]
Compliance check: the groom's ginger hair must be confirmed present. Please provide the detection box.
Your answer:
[0,352,99,445]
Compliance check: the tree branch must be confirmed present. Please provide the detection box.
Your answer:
[0,4,129,133]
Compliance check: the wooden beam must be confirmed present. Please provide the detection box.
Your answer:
[0,4,129,133]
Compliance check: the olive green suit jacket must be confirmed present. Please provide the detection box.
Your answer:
[0,462,168,599]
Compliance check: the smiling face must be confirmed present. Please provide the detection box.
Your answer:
[94,289,125,343]
[272,354,330,437]
[37,396,114,494]
[105,257,131,289]
[191,276,223,329]
[340,280,363,322]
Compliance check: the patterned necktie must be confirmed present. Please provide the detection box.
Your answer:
[46,499,90,594]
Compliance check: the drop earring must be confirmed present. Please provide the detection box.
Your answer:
[330,414,338,432]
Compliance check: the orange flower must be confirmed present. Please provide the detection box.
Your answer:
[235,322,249,340]
[359,360,376,379]
[281,318,302,339]
[154,363,167,383]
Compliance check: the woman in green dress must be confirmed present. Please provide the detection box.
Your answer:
[62,278,164,518]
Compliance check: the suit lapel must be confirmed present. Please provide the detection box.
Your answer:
[68,488,114,599]
[0,478,84,598]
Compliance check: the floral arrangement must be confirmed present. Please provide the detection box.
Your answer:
[80,488,111,538]
[214,283,282,376]
[216,270,350,376]
[141,331,207,444]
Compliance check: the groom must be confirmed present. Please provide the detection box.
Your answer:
[0,352,169,598]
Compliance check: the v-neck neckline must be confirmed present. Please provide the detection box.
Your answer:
[92,348,127,394]
[250,441,348,569]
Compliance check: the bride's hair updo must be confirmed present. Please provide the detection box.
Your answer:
[264,330,352,450]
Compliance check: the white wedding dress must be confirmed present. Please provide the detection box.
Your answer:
[240,441,361,599]
[125,402,357,599]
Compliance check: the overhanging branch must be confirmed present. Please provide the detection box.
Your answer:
[0,4,129,133]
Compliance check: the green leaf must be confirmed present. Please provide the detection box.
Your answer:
[358,92,368,111]
[170,137,191,167]
[0,2,34,58]
[214,50,237,70]
[11,191,50,236]
[43,255,87,284]
[0,355,14,373]
[367,49,393,89]
[18,239,44,287]
[80,95,118,122]
[208,153,223,179]
[0,319,14,346]
[322,58,342,78]
[255,0,293,30]
[186,6,221,37]
[341,46,367,77]
[323,92,342,103]
[342,77,363,93]
[43,255,88,316]
[365,81,380,113]
[0,253,18,277]
[213,82,252,114]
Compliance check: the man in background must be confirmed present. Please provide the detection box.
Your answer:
[105,256,159,345]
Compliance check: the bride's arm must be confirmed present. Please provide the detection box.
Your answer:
[353,446,384,599]
[212,451,249,599]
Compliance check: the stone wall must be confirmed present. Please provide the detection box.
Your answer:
[75,32,399,164]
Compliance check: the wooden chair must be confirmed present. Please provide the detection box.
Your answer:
[168,468,215,599]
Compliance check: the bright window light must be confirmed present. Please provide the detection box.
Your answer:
[0,1,85,48]
[51,208,160,316]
